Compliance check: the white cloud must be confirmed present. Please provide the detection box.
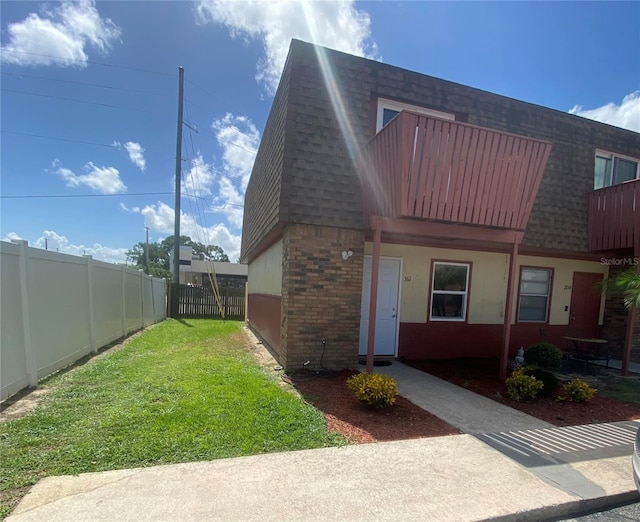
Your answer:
[141,202,241,262]
[195,0,378,94]
[3,230,128,264]
[3,232,23,242]
[569,91,640,132]
[53,159,126,194]
[124,142,146,172]
[1,1,121,68]
[182,155,216,198]
[119,202,140,213]
[112,140,147,172]
[212,113,259,189]
[210,113,260,228]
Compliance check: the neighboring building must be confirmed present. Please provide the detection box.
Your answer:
[241,39,640,375]
[171,245,247,289]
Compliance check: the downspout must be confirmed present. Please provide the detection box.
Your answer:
[366,220,382,373]
[500,239,521,380]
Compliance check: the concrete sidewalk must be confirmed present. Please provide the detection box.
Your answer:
[7,362,640,521]
[377,362,552,434]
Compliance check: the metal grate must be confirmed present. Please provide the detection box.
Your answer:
[478,421,639,460]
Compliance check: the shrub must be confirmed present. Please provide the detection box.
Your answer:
[347,372,397,409]
[506,368,544,401]
[524,368,559,397]
[561,379,597,402]
[524,342,563,371]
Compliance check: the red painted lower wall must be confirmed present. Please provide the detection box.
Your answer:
[247,294,281,356]
[399,322,575,360]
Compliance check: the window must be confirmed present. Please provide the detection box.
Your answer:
[594,151,638,190]
[518,268,552,322]
[430,262,470,321]
[376,98,455,133]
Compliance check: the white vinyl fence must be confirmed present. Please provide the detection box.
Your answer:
[1,240,167,401]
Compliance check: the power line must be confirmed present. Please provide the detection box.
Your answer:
[0,49,173,77]
[2,71,171,98]
[1,130,118,149]
[1,192,173,199]
[1,88,151,113]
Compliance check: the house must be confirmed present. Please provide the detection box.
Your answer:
[171,245,247,290]
[241,39,640,377]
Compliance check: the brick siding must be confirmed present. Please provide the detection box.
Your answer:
[280,223,364,370]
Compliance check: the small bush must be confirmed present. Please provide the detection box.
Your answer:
[561,379,597,402]
[506,367,544,401]
[524,368,559,397]
[347,372,397,409]
[524,342,563,371]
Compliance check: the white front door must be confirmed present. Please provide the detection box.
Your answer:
[359,257,401,356]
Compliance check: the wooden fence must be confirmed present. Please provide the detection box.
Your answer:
[169,284,246,320]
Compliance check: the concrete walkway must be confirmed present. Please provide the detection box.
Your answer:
[377,362,552,434]
[6,362,640,522]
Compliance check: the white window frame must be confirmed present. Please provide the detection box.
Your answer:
[594,150,639,190]
[517,268,552,323]
[376,98,455,133]
[429,261,470,322]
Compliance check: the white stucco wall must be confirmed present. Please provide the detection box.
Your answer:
[247,239,283,296]
[364,243,608,325]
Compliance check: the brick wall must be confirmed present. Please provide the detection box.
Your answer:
[280,223,364,370]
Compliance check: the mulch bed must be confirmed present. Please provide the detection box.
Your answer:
[407,358,640,427]
[287,370,460,444]
[286,360,640,444]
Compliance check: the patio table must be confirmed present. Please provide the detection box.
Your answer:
[562,336,610,369]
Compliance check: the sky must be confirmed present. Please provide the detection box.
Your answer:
[1,0,639,265]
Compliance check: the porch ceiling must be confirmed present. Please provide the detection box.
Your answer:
[359,111,552,239]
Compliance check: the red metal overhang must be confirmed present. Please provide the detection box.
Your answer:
[359,111,552,241]
[587,179,640,252]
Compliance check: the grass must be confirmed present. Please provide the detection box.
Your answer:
[0,319,344,518]
[598,375,640,404]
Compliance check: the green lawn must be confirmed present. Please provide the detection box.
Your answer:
[598,375,640,404]
[0,319,344,518]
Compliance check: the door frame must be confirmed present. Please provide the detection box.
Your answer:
[361,255,403,357]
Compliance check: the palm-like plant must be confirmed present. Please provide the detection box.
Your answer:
[601,267,640,310]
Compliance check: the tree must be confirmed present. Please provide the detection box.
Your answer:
[126,235,229,279]
[601,267,640,311]
[159,235,230,263]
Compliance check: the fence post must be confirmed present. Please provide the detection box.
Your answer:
[83,255,97,354]
[13,240,37,388]
[151,276,156,324]
[140,270,145,329]
[121,265,127,337]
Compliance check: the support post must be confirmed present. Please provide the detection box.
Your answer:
[366,224,382,373]
[14,240,37,388]
[500,241,520,380]
[83,255,97,354]
[140,270,145,329]
[121,265,127,338]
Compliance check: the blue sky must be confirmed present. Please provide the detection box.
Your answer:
[1,1,639,264]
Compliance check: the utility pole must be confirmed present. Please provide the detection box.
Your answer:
[144,226,150,274]
[44,238,48,250]
[173,66,184,285]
